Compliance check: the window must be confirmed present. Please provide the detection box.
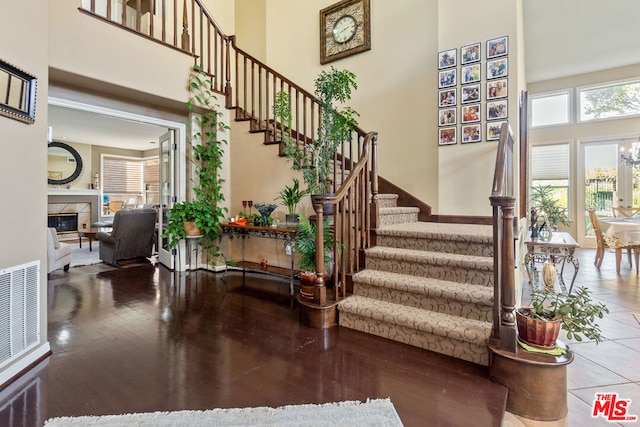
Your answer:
[530,92,570,127]
[579,80,640,122]
[531,143,570,213]
[102,155,158,210]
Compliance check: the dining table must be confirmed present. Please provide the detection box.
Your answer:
[600,217,640,248]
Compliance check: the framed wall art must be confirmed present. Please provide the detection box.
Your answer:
[461,42,480,64]
[487,36,508,59]
[461,104,481,123]
[438,108,456,126]
[0,59,37,124]
[461,84,480,104]
[438,48,456,69]
[438,69,456,88]
[487,99,508,120]
[487,78,508,100]
[461,64,481,84]
[487,57,508,79]
[439,88,456,107]
[487,120,507,141]
[439,127,457,146]
[461,124,481,144]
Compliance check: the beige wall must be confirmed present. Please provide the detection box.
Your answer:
[0,0,50,378]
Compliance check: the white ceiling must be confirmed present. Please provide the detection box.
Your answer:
[48,0,640,148]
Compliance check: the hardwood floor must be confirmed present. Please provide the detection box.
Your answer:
[6,246,637,426]
[0,261,508,427]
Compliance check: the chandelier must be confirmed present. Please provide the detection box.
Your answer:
[619,136,640,166]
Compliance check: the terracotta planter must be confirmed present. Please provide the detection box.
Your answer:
[516,308,561,349]
[299,272,317,300]
[183,221,203,237]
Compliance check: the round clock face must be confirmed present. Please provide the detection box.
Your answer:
[332,15,357,43]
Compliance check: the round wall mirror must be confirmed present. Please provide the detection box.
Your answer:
[47,141,83,185]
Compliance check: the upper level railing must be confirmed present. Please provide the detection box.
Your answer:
[80,0,377,304]
[489,122,517,353]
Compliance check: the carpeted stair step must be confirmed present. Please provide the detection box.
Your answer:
[364,246,493,285]
[376,222,493,257]
[352,269,493,322]
[338,295,491,365]
[377,194,398,208]
[379,207,420,225]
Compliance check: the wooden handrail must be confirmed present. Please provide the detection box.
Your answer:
[80,0,377,306]
[489,122,517,353]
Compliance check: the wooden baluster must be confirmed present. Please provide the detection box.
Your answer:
[149,0,155,38]
[121,0,126,27]
[225,36,233,109]
[181,0,189,51]
[91,0,96,13]
[370,133,379,233]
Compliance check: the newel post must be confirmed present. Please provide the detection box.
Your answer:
[313,201,327,306]
[490,195,517,352]
[369,133,380,233]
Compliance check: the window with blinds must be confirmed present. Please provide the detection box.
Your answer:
[531,143,570,212]
[102,157,143,195]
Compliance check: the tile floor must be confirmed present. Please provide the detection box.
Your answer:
[504,247,640,426]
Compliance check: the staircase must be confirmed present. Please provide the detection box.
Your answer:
[338,194,494,366]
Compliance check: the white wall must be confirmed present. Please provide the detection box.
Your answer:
[0,0,51,382]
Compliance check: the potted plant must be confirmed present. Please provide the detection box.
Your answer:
[277,178,308,223]
[294,215,335,300]
[280,67,359,201]
[162,64,228,262]
[531,185,570,230]
[517,263,609,348]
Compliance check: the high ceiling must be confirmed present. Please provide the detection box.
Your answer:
[48,0,640,150]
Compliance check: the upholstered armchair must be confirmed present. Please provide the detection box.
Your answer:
[47,227,73,278]
[97,209,157,266]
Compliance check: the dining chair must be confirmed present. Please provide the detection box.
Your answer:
[589,210,638,273]
[612,206,640,218]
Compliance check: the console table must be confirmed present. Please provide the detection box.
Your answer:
[524,231,579,294]
[220,223,298,295]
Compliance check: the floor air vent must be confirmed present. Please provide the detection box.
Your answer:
[0,261,40,368]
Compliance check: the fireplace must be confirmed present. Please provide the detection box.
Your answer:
[48,213,78,233]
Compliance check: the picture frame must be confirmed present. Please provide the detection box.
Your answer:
[461,104,481,124]
[461,42,481,64]
[487,99,508,120]
[438,108,456,126]
[461,64,481,84]
[461,84,480,104]
[438,48,457,69]
[438,88,457,107]
[48,171,63,180]
[439,127,457,146]
[487,57,508,79]
[486,36,508,59]
[0,59,37,124]
[487,120,507,141]
[461,124,482,144]
[487,78,508,100]
[438,69,457,88]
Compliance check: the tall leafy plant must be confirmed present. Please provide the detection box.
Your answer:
[163,64,229,262]
[279,67,359,195]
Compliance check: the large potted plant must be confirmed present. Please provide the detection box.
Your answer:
[162,64,228,263]
[531,185,570,230]
[277,178,308,224]
[517,263,609,348]
[279,67,359,205]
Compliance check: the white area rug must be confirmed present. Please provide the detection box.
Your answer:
[44,398,403,426]
[69,242,103,267]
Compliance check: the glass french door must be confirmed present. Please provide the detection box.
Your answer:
[158,130,176,268]
[580,138,639,245]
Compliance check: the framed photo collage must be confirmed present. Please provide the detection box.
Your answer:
[438,36,508,146]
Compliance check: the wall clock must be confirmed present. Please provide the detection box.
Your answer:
[320,0,371,64]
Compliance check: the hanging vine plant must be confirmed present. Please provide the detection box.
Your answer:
[163,64,229,264]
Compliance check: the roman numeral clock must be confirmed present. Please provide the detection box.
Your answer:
[320,0,371,64]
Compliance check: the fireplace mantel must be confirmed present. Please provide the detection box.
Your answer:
[47,189,101,196]
[48,190,102,227]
